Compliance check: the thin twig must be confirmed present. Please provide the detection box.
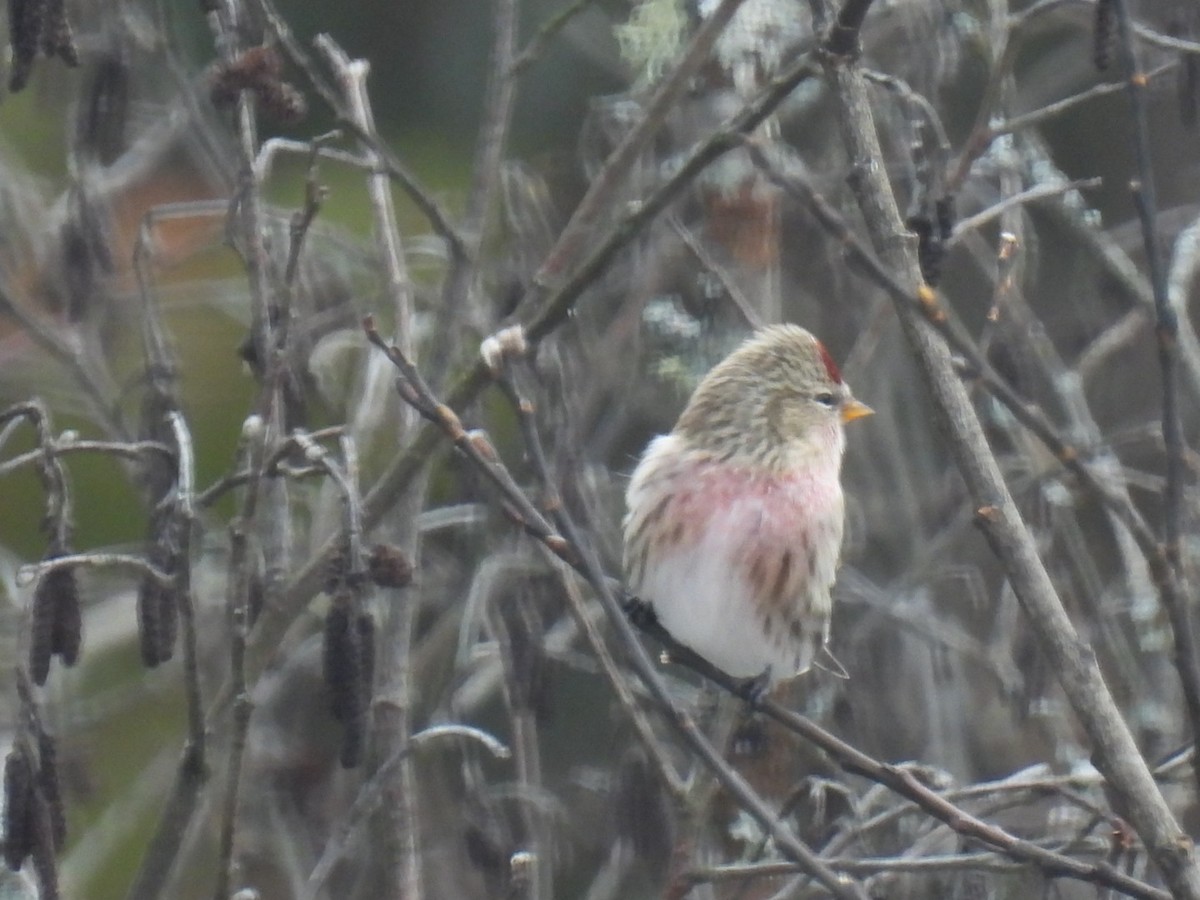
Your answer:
[508,0,596,78]
[485,595,550,900]
[237,46,825,694]
[124,440,207,900]
[280,133,335,288]
[0,295,127,440]
[368,266,1174,898]
[994,61,1175,140]
[301,726,511,900]
[669,215,764,329]
[15,553,172,588]
[365,319,870,899]
[427,0,521,387]
[948,178,1102,247]
[823,0,877,57]
[253,0,467,255]
[121,406,210,890]
[532,0,751,288]
[811,0,1200,892]
[0,402,73,551]
[746,143,1181,618]
[126,4,261,895]
[195,426,344,507]
[213,415,267,900]
[1112,0,1200,796]
[0,439,173,479]
[688,851,1037,884]
[522,361,688,792]
[492,358,686,798]
[364,324,883,900]
[320,35,427,898]
[165,411,204,749]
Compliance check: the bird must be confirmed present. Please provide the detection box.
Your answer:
[623,324,871,688]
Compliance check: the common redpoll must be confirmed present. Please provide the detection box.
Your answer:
[624,324,871,685]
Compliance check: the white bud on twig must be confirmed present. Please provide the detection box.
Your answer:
[241,415,265,441]
[479,325,528,376]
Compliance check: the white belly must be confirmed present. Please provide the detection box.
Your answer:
[625,437,843,683]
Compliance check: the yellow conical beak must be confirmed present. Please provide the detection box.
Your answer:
[841,399,874,423]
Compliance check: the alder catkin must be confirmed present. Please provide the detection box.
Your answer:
[136,576,166,668]
[8,0,45,91]
[46,566,81,668]
[29,576,55,686]
[356,612,376,712]
[3,749,33,871]
[36,732,65,852]
[322,596,354,723]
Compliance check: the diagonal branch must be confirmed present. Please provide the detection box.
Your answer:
[362,318,1171,900]
[809,0,1200,894]
[1109,0,1200,795]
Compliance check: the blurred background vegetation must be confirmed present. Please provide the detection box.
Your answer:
[2,0,1200,898]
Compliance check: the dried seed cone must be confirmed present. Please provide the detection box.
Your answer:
[29,562,82,683]
[3,749,33,871]
[47,567,81,668]
[137,576,177,668]
[138,507,184,668]
[367,543,413,589]
[158,580,179,660]
[36,733,65,852]
[322,595,355,723]
[8,0,44,91]
[356,612,376,712]
[322,595,374,768]
[257,80,307,124]
[136,576,162,667]
[907,215,944,286]
[28,789,59,900]
[334,612,375,768]
[79,53,131,164]
[623,325,870,684]
[337,685,367,769]
[28,580,55,687]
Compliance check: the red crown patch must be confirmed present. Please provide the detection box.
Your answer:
[816,340,843,384]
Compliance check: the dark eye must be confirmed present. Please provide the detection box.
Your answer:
[814,392,837,407]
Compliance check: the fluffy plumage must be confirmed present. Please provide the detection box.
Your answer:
[623,324,870,683]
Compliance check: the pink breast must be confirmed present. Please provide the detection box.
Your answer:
[667,460,841,554]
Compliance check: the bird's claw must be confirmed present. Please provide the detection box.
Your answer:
[739,667,773,709]
[622,593,659,629]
